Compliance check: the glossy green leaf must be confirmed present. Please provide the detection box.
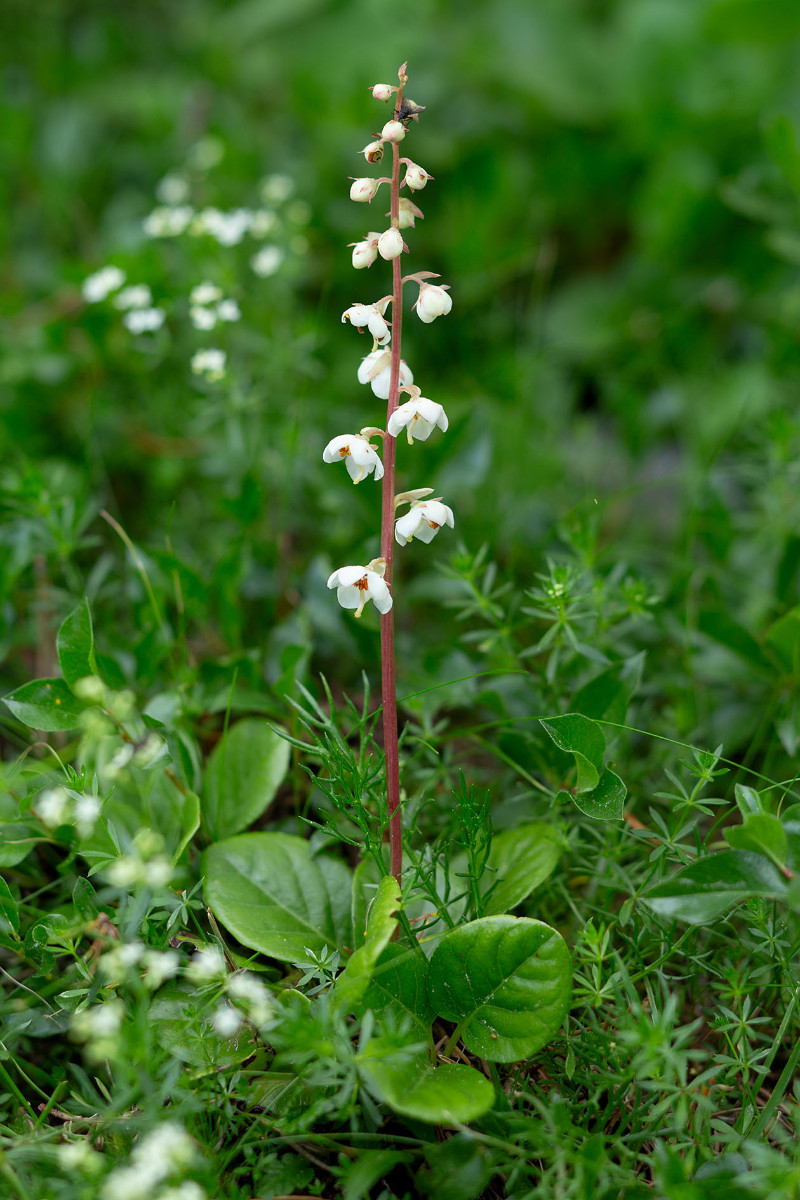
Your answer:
[204,832,353,961]
[724,813,787,868]
[0,822,43,867]
[333,875,400,1014]
[3,678,85,731]
[540,713,605,793]
[173,791,201,863]
[0,876,19,935]
[203,718,290,839]
[151,988,256,1069]
[572,767,626,821]
[483,823,564,914]
[361,943,434,1040]
[643,850,789,924]
[428,916,571,1063]
[359,1048,494,1125]
[57,599,97,690]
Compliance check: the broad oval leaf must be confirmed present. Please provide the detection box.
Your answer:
[359,1051,494,1125]
[428,916,571,1063]
[3,678,85,732]
[203,718,290,839]
[361,943,434,1040]
[483,823,564,915]
[540,713,605,793]
[643,850,790,925]
[57,599,97,691]
[203,832,353,962]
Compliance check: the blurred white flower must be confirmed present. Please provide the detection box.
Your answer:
[323,434,384,483]
[227,972,273,1025]
[190,282,222,306]
[249,208,277,237]
[261,173,294,204]
[327,561,393,618]
[113,285,152,310]
[156,174,189,205]
[415,281,452,323]
[191,349,226,381]
[387,395,448,444]
[82,266,126,302]
[159,1185,206,1200]
[188,136,224,170]
[190,306,217,331]
[123,307,166,334]
[251,246,284,277]
[143,206,194,237]
[217,298,241,322]
[100,942,145,979]
[57,1141,104,1174]
[357,349,413,399]
[191,207,252,246]
[74,792,101,834]
[36,786,69,827]
[186,945,227,984]
[213,1004,243,1037]
[395,499,454,546]
[143,949,180,989]
[342,302,390,344]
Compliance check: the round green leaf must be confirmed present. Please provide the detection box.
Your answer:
[203,832,353,962]
[203,718,290,839]
[359,1052,494,1125]
[361,943,434,1040]
[484,823,564,914]
[643,850,789,925]
[428,916,571,1063]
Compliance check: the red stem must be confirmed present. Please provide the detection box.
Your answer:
[380,79,406,888]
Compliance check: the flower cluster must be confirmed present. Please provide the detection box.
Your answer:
[326,65,454,619]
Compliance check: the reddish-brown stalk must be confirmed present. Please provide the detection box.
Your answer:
[380,70,407,888]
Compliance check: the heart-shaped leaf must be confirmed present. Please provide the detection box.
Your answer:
[204,832,353,961]
[428,916,571,1063]
[540,714,605,793]
[483,824,564,915]
[203,719,290,839]
[643,850,790,924]
[333,875,400,1014]
[57,599,98,691]
[359,1048,494,1125]
[572,767,626,821]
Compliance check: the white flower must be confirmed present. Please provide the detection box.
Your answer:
[213,1004,243,1037]
[191,349,226,380]
[382,120,405,142]
[113,285,152,310]
[100,942,145,979]
[57,1141,104,1174]
[186,945,227,984]
[72,999,124,1044]
[251,245,284,277]
[342,302,390,344]
[416,282,452,323]
[261,173,294,203]
[388,396,448,444]
[159,1185,206,1200]
[156,174,189,205]
[143,949,180,989]
[395,500,454,546]
[36,787,69,827]
[371,83,395,101]
[249,208,277,237]
[361,140,385,164]
[190,282,222,305]
[350,232,379,270]
[350,177,379,202]
[397,197,424,229]
[190,206,253,245]
[123,307,166,334]
[327,563,393,618]
[404,162,432,190]
[227,972,273,1025]
[82,266,126,302]
[323,434,384,484]
[74,792,101,833]
[217,298,241,322]
[378,227,404,260]
[357,349,413,399]
[143,205,194,237]
[142,857,173,888]
[190,306,216,331]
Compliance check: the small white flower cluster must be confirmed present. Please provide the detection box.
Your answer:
[189,281,241,330]
[35,785,102,835]
[71,998,125,1062]
[191,348,227,381]
[82,266,166,335]
[100,1121,201,1200]
[213,971,274,1036]
[326,67,455,618]
[106,830,173,891]
[99,941,180,990]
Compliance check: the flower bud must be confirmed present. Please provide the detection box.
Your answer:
[381,120,405,143]
[397,197,424,229]
[371,83,395,101]
[361,140,385,164]
[350,233,380,269]
[350,177,379,203]
[378,227,404,260]
[416,281,452,323]
[404,162,432,191]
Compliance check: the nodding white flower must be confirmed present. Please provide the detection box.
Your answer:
[388,395,448,444]
[190,305,217,330]
[323,434,384,483]
[327,561,393,617]
[382,120,405,143]
[357,349,413,399]
[350,177,380,203]
[404,162,432,191]
[371,83,395,101]
[395,499,454,546]
[378,227,404,260]
[415,281,452,323]
[82,265,126,302]
[397,197,424,229]
[342,302,391,344]
[113,284,152,310]
[362,140,385,164]
[122,307,166,334]
[350,232,380,269]
[191,348,226,380]
[251,245,284,276]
